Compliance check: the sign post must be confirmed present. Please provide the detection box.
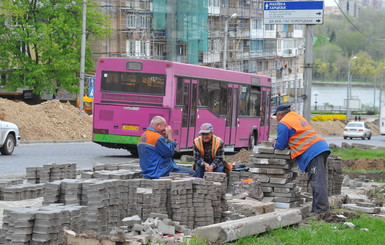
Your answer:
[263,1,324,25]
[263,1,324,121]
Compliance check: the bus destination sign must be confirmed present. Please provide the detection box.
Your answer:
[263,1,324,25]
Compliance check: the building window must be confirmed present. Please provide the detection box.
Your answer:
[126,40,148,57]
[265,24,275,31]
[127,15,135,28]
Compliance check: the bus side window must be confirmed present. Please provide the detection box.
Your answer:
[176,78,183,106]
[207,80,220,115]
[198,79,208,106]
[239,85,250,116]
[249,86,261,117]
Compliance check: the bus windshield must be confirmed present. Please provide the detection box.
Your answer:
[101,71,166,95]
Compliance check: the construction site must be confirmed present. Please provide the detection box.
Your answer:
[91,0,305,109]
[0,141,384,244]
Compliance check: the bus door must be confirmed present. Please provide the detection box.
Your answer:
[179,79,198,148]
[224,85,239,146]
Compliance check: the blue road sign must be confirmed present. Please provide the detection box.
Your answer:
[88,88,94,98]
[264,1,324,24]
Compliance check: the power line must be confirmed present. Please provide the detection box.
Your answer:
[333,0,385,41]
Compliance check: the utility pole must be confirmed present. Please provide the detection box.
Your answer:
[78,0,87,117]
[302,25,313,121]
[223,13,237,70]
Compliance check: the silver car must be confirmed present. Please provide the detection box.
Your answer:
[0,120,21,155]
[343,122,372,140]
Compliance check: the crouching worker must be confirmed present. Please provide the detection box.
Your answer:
[137,116,195,179]
[193,123,225,178]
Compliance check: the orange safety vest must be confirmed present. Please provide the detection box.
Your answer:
[279,111,325,159]
[194,135,222,160]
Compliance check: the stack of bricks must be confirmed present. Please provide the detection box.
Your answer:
[40,175,227,234]
[26,163,76,183]
[297,154,343,197]
[327,155,343,196]
[135,179,154,221]
[86,179,128,233]
[0,179,23,200]
[1,204,87,245]
[2,183,46,201]
[169,178,194,228]
[191,178,214,227]
[204,172,228,223]
[80,162,142,179]
[151,179,172,217]
[249,142,301,208]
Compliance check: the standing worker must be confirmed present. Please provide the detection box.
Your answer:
[193,123,225,178]
[272,105,330,214]
[137,116,195,179]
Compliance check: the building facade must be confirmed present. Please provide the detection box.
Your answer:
[91,0,305,110]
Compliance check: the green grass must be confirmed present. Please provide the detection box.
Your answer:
[331,148,385,160]
[223,214,385,245]
[342,169,385,174]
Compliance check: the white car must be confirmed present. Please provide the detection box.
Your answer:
[0,120,21,155]
[343,122,372,140]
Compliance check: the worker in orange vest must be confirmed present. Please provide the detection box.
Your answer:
[273,105,330,214]
[193,123,225,178]
[137,116,195,179]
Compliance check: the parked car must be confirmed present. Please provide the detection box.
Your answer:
[0,120,21,155]
[343,122,372,140]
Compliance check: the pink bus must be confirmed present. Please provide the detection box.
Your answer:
[93,58,272,156]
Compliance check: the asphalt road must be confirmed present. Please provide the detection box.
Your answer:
[0,142,133,177]
[1,135,384,177]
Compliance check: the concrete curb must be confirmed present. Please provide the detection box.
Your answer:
[194,208,302,243]
[20,140,91,144]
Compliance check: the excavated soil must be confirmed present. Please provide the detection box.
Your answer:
[0,98,92,141]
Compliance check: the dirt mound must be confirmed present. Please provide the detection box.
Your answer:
[225,149,253,164]
[270,118,380,137]
[343,158,385,171]
[0,98,92,141]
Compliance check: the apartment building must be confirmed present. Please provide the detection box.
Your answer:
[91,0,305,109]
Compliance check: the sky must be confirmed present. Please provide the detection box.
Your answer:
[325,0,338,7]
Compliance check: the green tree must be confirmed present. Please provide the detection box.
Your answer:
[314,58,328,80]
[0,0,112,96]
[353,52,376,82]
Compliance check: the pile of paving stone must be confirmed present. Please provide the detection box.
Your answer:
[297,154,343,197]
[248,142,302,208]
[80,160,142,179]
[0,179,23,200]
[41,172,227,235]
[26,163,77,183]
[0,204,87,244]
[2,183,46,201]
